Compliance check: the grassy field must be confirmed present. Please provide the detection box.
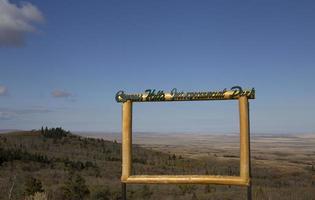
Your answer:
[0,129,314,200]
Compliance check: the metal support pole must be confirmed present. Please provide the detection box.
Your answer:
[247,184,252,200]
[122,183,126,200]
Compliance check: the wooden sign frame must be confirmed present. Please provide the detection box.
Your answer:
[116,86,254,199]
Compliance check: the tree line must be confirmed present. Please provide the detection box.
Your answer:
[40,127,71,139]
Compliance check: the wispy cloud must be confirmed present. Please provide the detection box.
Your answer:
[0,111,12,120]
[0,107,52,120]
[0,0,44,47]
[52,90,72,98]
[0,85,8,96]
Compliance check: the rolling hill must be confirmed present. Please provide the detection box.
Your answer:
[0,129,314,200]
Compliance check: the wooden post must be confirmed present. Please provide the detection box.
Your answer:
[239,96,251,200]
[247,101,252,200]
[122,100,132,181]
[117,87,255,199]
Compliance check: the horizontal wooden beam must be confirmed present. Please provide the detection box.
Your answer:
[123,175,250,186]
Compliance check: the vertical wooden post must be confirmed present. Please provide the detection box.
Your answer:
[122,100,132,181]
[247,101,252,200]
[239,96,251,200]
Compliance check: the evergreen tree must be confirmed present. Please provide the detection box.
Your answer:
[91,187,111,200]
[62,173,90,200]
[24,177,44,196]
[191,193,198,200]
[141,185,153,199]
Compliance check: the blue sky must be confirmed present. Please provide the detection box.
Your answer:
[0,0,314,134]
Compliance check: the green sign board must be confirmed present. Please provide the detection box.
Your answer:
[116,86,255,103]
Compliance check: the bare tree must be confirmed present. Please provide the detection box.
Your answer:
[8,175,16,200]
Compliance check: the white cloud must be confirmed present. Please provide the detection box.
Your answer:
[52,90,72,98]
[0,85,8,95]
[0,0,44,47]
